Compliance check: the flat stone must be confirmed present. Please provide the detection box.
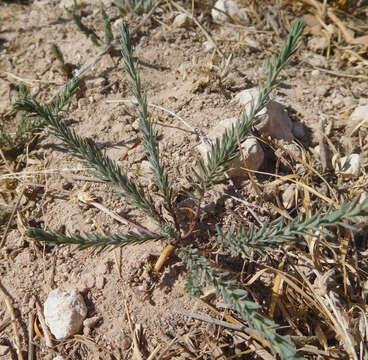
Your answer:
[308,36,329,52]
[95,276,105,290]
[44,289,87,340]
[203,40,215,52]
[172,14,191,28]
[85,77,107,89]
[211,0,250,24]
[0,345,10,356]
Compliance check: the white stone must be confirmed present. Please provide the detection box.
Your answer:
[172,14,191,28]
[113,18,124,31]
[350,105,368,129]
[203,40,215,52]
[211,0,250,24]
[44,289,87,340]
[0,345,10,356]
[198,118,264,179]
[53,356,65,360]
[282,184,296,209]
[235,88,294,142]
[335,154,361,178]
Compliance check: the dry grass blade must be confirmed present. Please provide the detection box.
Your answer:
[260,137,338,203]
[35,298,53,348]
[124,300,144,360]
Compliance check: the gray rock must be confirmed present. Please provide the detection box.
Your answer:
[348,105,368,134]
[198,117,264,179]
[44,289,87,340]
[0,345,10,356]
[292,122,307,139]
[211,0,250,24]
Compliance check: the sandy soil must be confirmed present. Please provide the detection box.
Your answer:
[0,0,367,359]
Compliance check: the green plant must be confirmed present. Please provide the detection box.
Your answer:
[0,85,48,158]
[51,43,73,79]
[13,20,368,359]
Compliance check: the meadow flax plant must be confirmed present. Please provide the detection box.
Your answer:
[13,20,368,360]
[101,8,113,45]
[191,19,305,194]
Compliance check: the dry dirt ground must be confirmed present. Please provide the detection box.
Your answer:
[0,0,368,359]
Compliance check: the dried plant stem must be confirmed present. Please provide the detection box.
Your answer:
[0,282,24,360]
[27,302,35,360]
[0,188,24,248]
[174,308,249,331]
[106,99,197,133]
[77,192,155,235]
[154,243,176,273]
[35,299,53,348]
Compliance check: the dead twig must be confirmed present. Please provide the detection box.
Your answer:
[27,298,35,360]
[0,282,24,360]
[174,308,249,331]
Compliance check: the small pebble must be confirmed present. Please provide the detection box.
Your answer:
[336,154,361,178]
